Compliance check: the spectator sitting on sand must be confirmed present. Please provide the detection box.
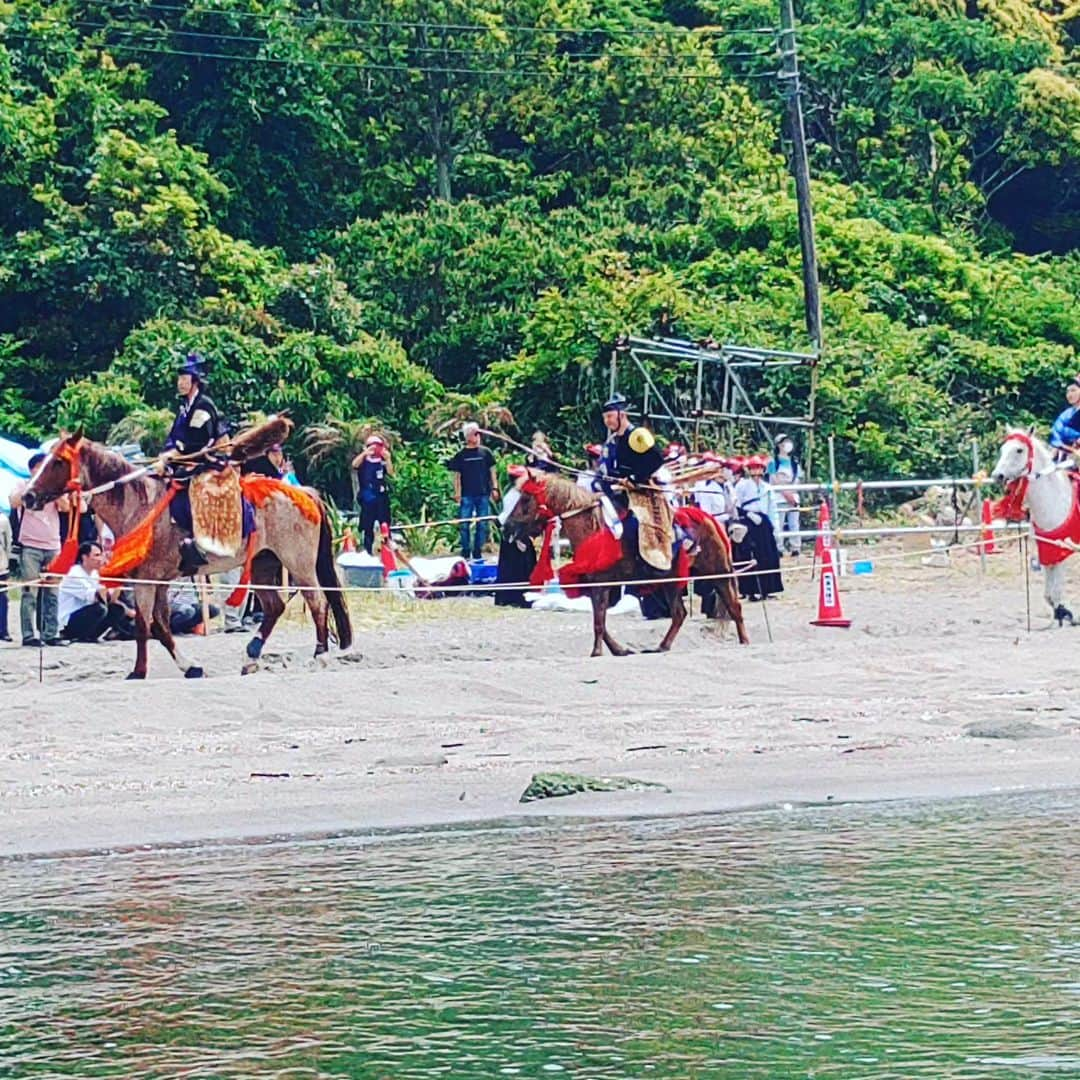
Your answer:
[57,541,135,642]
[168,580,220,636]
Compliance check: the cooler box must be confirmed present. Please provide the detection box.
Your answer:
[336,552,384,589]
[469,560,498,585]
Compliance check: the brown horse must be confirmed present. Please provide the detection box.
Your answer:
[504,469,748,656]
[20,432,352,679]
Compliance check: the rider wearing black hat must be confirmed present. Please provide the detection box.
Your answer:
[597,393,665,486]
[164,354,224,460]
[163,354,229,574]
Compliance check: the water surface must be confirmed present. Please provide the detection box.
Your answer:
[1,791,1077,1077]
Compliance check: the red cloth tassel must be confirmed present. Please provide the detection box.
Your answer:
[46,496,82,576]
[529,519,557,587]
[102,484,179,578]
[225,532,259,606]
[559,527,624,598]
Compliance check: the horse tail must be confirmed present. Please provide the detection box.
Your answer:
[316,503,353,651]
[692,514,748,639]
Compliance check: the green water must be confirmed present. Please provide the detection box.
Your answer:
[0,792,1077,1078]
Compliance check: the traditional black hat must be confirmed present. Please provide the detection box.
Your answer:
[600,392,630,413]
[177,352,207,380]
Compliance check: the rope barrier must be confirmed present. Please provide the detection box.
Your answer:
[6,527,1029,599]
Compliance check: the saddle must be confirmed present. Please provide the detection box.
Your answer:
[189,465,243,558]
[626,486,675,572]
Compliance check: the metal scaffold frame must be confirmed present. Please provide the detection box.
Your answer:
[608,334,818,453]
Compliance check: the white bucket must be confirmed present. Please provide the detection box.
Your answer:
[386,569,415,594]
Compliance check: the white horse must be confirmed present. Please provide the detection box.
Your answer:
[991,428,1080,625]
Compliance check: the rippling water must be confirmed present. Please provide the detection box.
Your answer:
[1,791,1077,1078]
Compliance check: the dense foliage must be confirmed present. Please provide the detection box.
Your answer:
[1,0,1077,510]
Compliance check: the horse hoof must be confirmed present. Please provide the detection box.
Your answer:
[313,644,328,658]
[241,661,258,676]
[185,666,204,679]
[246,636,264,660]
[1053,605,1074,627]
[125,671,146,681]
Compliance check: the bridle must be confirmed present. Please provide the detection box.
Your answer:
[26,438,84,508]
[995,433,1064,522]
[513,469,599,526]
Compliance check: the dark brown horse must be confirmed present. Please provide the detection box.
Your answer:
[20,433,352,679]
[504,469,748,656]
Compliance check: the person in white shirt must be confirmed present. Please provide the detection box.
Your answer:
[692,453,735,522]
[731,455,784,601]
[58,541,135,642]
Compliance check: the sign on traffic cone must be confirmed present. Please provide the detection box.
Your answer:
[379,522,397,577]
[980,498,999,555]
[811,502,851,628]
[341,527,356,553]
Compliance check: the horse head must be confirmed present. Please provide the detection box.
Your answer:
[19,428,84,509]
[502,465,551,542]
[991,426,1040,485]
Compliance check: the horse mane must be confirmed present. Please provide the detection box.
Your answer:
[82,440,139,484]
[537,471,598,511]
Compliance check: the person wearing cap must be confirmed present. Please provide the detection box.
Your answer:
[597,393,665,487]
[691,452,734,523]
[446,422,499,561]
[1049,377,1080,457]
[767,433,803,557]
[595,392,668,548]
[351,434,393,555]
[164,354,225,461]
[162,354,231,575]
[732,454,783,600]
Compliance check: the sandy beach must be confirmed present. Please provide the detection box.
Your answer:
[3,544,1078,858]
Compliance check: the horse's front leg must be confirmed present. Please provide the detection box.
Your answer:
[150,583,204,678]
[1044,562,1073,626]
[125,582,155,680]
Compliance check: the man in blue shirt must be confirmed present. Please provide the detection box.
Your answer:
[1050,378,1080,455]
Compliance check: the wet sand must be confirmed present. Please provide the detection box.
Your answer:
[3,546,1078,857]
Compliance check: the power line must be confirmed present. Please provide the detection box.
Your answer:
[2,29,780,81]
[64,17,778,64]
[108,1,779,38]
[89,38,783,80]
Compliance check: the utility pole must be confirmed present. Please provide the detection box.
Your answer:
[779,0,823,352]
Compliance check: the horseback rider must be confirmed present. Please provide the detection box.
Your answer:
[164,354,225,464]
[596,393,669,551]
[162,354,230,574]
[597,393,665,488]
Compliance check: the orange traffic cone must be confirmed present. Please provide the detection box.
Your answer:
[980,498,999,555]
[814,499,830,560]
[379,523,397,577]
[341,527,356,553]
[811,502,851,628]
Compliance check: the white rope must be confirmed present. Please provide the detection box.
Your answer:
[9,530,1028,598]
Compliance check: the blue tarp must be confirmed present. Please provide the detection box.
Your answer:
[0,435,33,512]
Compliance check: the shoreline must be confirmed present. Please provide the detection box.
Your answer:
[3,554,1079,859]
